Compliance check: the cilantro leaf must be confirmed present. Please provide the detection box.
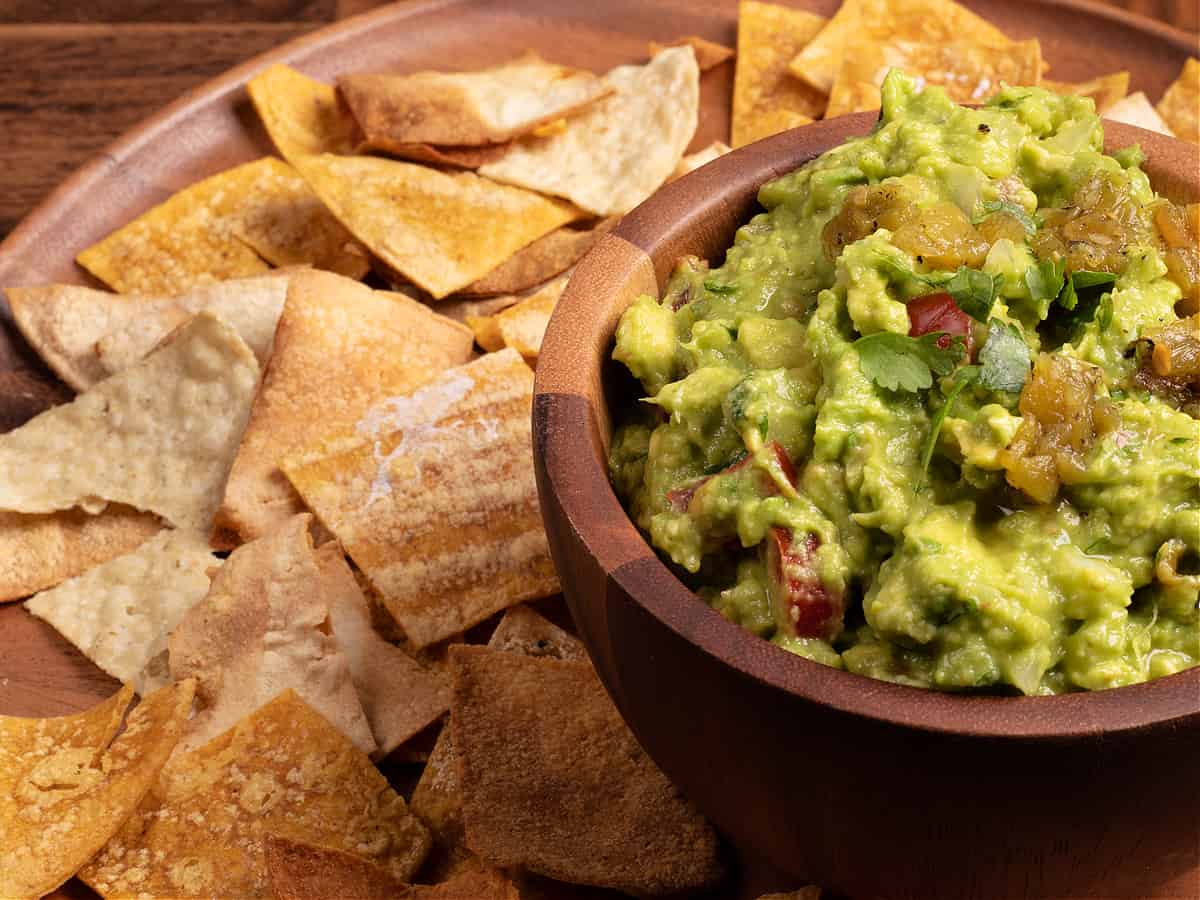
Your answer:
[1057,269,1116,312]
[945,266,1000,322]
[702,279,737,295]
[976,200,1038,236]
[872,250,951,288]
[977,320,1033,392]
[920,371,975,471]
[855,331,966,392]
[1024,257,1065,306]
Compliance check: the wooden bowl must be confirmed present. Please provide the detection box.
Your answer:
[532,114,1200,900]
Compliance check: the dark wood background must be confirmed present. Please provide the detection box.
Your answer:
[0,0,1196,242]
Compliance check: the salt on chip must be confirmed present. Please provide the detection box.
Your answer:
[732,1,827,148]
[214,270,473,545]
[787,0,1016,96]
[459,217,615,297]
[25,529,217,695]
[1105,92,1176,137]
[0,312,259,534]
[248,63,360,163]
[169,514,375,755]
[282,349,559,649]
[338,52,611,148]
[1043,71,1129,114]
[0,680,194,900]
[670,141,732,180]
[648,35,734,72]
[316,543,451,759]
[450,646,724,894]
[465,272,571,361]
[295,153,581,298]
[1156,57,1199,145]
[80,690,432,898]
[478,46,699,217]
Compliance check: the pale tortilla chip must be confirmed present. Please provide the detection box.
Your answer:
[670,141,732,180]
[339,52,611,148]
[7,274,288,393]
[376,141,509,169]
[281,349,559,649]
[467,315,505,353]
[459,217,615,297]
[465,273,571,361]
[25,529,217,695]
[787,0,1015,95]
[77,158,366,294]
[0,506,163,604]
[316,543,451,759]
[649,36,735,72]
[295,153,581,298]
[732,1,827,148]
[1157,57,1199,145]
[1105,91,1176,137]
[1043,71,1129,114]
[0,312,259,534]
[450,647,724,894]
[825,38,1043,118]
[168,514,375,755]
[435,293,525,325]
[479,46,700,217]
[248,63,360,163]
[214,270,473,545]
[0,681,194,900]
[80,690,432,897]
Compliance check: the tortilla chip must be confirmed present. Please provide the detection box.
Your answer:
[264,833,407,900]
[1043,71,1129,114]
[316,543,451,759]
[0,312,259,534]
[435,293,525,326]
[825,38,1043,118]
[378,141,510,169]
[670,141,732,180]
[281,350,559,649]
[466,273,571,361]
[649,36,734,72]
[25,529,217,694]
[450,647,724,894]
[168,514,375,755]
[0,506,163,604]
[339,52,611,149]
[295,153,580,299]
[77,158,366,294]
[459,217,615,297]
[487,604,587,661]
[214,270,473,545]
[732,1,827,147]
[0,681,194,900]
[1105,91,1175,137]
[479,46,699,217]
[787,0,1015,96]
[80,690,431,897]
[1157,57,1199,145]
[248,63,360,163]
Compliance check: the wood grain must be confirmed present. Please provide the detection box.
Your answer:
[0,0,335,23]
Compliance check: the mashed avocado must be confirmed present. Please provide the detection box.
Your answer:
[609,71,1200,695]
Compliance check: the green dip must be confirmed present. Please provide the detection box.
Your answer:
[609,70,1200,694]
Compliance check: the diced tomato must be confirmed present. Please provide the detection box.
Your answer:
[770,441,798,488]
[907,291,975,358]
[764,527,844,641]
[667,442,795,515]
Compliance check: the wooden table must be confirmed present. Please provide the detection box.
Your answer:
[0,0,1196,242]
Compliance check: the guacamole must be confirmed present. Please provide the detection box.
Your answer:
[609,71,1200,694]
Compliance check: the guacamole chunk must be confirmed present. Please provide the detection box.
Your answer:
[609,71,1200,695]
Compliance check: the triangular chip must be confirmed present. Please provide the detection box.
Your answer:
[732,1,827,147]
[214,270,473,545]
[248,63,360,163]
[80,690,432,897]
[281,349,559,649]
[77,157,367,294]
[316,543,451,759]
[338,52,611,148]
[295,153,580,298]
[0,506,163,604]
[0,681,194,900]
[648,36,735,72]
[459,217,615,297]
[25,529,217,694]
[465,273,571,361]
[1044,71,1129,114]
[1157,57,1199,145]
[450,647,724,894]
[787,0,1016,95]
[0,312,259,534]
[6,274,289,392]
[168,514,375,754]
[1105,91,1175,137]
[479,46,700,217]
[671,141,732,180]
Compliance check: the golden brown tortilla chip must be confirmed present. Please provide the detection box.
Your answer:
[649,35,735,72]
[435,293,525,326]
[0,312,259,534]
[214,270,473,545]
[787,0,1015,95]
[0,681,194,900]
[281,350,559,649]
[0,506,162,604]
[169,514,375,755]
[732,1,827,147]
[339,52,611,149]
[248,63,360,163]
[80,690,432,897]
[459,217,615,297]
[376,141,510,169]
[466,273,571,361]
[1105,91,1175,137]
[1043,71,1129,114]
[450,647,724,894]
[467,316,505,353]
[77,158,366,294]
[1157,57,1199,145]
[670,141,732,180]
[264,833,408,900]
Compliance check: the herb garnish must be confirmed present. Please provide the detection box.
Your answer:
[855,331,966,392]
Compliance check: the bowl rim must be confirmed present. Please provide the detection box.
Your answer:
[534,112,1200,741]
